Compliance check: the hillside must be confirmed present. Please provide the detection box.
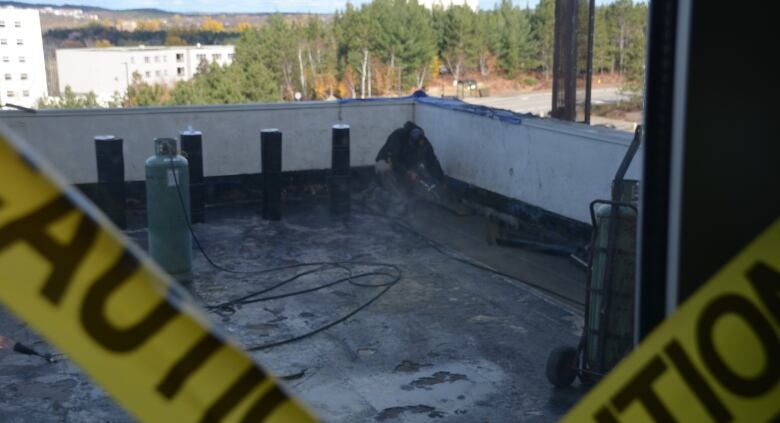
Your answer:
[0,1,320,31]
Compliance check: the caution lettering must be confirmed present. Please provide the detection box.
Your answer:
[0,131,314,422]
[563,220,780,423]
[0,195,98,304]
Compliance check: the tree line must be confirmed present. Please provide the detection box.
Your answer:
[40,0,647,108]
[44,24,240,49]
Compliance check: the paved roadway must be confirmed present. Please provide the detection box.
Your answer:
[465,87,626,115]
[464,87,637,131]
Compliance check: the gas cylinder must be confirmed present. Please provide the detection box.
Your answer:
[145,138,192,280]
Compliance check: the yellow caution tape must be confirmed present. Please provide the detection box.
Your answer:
[562,217,780,422]
[0,126,316,422]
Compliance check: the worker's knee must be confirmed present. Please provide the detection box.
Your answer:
[375,160,392,174]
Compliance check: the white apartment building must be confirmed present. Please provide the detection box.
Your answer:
[56,44,235,102]
[0,8,49,108]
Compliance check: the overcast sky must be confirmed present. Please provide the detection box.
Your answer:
[9,0,624,14]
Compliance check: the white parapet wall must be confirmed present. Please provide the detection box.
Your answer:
[0,100,414,184]
[415,103,642,224]
[0,98,641,225]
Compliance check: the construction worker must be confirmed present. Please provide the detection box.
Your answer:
[375,121,444,196]
[359,121,451,216]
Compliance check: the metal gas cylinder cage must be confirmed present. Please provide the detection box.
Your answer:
[545,126,642,388]
[584,198,638,379]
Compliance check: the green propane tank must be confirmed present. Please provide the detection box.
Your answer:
[145,138,192,280]
[586,181,638,377]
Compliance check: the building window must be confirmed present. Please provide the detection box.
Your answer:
[155,70,161,76]
[196,54,206,62]
[0,21,5,28]
[6,91,14,98]
[163,56,167,62]
[145,71,151,78]
[164,69,168,76]
[177,67,185,76]
[154,56,160,63]
[2,57,9,63]
[212,54,222,61]
[21,73,27,80]
[4,74,10,81]
[19,57,25,63]
[14,21,21,28]
[130,57,135,64]
[176,53,184,62]
[0,39,6,46]
[144,56,150,63]
[16,39,23,46]
[23,90,29,97]
[228,53,235,61]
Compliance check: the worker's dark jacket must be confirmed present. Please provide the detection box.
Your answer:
[375,122,445,183]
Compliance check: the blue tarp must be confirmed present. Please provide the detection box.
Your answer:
[337,90,529,125]
[414,95,527,125]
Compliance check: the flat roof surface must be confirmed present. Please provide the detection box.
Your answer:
[0,200,588,422]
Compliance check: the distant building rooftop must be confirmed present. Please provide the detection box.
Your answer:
[58,44,234,53]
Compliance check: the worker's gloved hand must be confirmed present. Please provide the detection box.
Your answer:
[406,170,419,182]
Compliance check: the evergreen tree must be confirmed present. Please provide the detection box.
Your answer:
[593,6,611,74]
[37,85,101,109]
[302,16,337,99]
[605,0,633,76]
[530,0,555,79]
[474,10,500,77]
[619,2,648,106]
[335,3,373,98]
[231,26,279,102]
[124,72,168,106]
[259,15,298,100]
[496,0,533,78]
[435,5,478,82]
